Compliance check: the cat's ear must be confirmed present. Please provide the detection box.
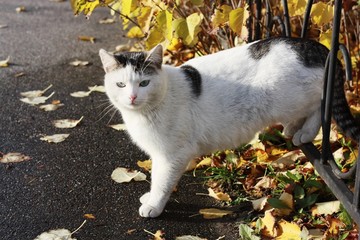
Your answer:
[146,44,163,69]
[99,49,120,73]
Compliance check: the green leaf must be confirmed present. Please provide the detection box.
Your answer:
[229,7,245,35]
[173,13,203,46]
[294,185,305,200]
[303,179,323,189]
[268,198,291,209]
[296,194,318,209]
[157,10,173,41]
[338,205,353,228]
[239,224,260,240]
[286,171,302,182]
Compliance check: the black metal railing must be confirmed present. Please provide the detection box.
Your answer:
[248,0,360,235]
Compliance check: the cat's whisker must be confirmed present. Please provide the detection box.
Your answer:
[96,105,116,123]
[106,108,118,125]
[95,101,111,109]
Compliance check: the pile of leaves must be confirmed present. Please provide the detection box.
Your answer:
[191,124,359,239]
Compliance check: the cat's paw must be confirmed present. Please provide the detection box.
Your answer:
[139,203,163,218]
[140,192,150,204]
[292,130,316,146]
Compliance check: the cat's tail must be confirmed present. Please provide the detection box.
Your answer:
[332,63,360,142]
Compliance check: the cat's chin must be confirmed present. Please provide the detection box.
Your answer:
[121,103,144,111]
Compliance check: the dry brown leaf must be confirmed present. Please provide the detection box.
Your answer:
[69,59,90,66]
[99,17,115,24]
[176,236,207,240]
[328,217,345,235]
[14,72,25,78]
[207,188,231,201]
[20,92,55,106]
[0,152,31,163]
[70,90,92,98]
[53,116,83,129]
[0,56,10,67]
[275,192,293,216]
[144,229,165,240]
[78,35,96,43]
[251,196,268,211]
[39,103,64,111]
[271,150,304,169]
[137,160,152,172]
[311,200,340,216]
[15,6,26,13]
[34,229,75,240]
[88,85,105,93]
[84,213,96,220]
[111,167,147,183]
[199,208,233,219]
[108,124,127,131]
[276,220,301,240]
[254,176,275,190]
[40,134,70,143]
[20,84,53,98]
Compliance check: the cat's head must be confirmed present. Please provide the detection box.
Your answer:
[99,45,166,111]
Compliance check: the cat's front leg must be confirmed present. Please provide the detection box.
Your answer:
[139,155,188,218]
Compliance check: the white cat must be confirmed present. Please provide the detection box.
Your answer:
[99,37,359,218]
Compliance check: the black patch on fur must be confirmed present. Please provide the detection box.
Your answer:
[180,65,202,98]
[248,37,329,68]
[114,52,157,75]
[248,38,273,59]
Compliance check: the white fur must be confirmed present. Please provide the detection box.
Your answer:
[100,41,324,217]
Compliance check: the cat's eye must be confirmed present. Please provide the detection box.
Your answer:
[139,80,150,87]
[116,82,126,88]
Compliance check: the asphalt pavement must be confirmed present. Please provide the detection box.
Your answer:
[0,1,247,239]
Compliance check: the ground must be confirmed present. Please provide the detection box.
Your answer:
[0,1,245,239]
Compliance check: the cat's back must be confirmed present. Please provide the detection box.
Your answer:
[183,37,328,79]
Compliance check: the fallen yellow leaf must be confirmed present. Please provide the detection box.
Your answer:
[137,160,152,172]
[261,209,278,238]
[207,188,231,201]
[0,56,10,67]
[78,35,96,43]
[276,220,301,240]
[199,208,233,219]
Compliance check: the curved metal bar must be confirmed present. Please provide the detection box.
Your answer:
[246,0,253,42]
[255,0,262,40]
[321,54,331,164]
[281,0,291,37]
[339,44,353,82]
[321,0,342,164]
[301,0,314,38]
[328,158,357,179]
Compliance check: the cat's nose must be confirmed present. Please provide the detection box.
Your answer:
[129,95,137,103]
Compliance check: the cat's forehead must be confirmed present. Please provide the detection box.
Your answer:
[114,52,157,75]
